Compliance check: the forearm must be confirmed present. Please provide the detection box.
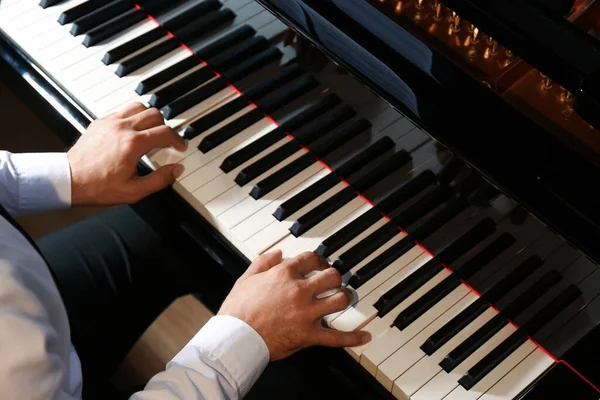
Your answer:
[0,151,71,216]
[131,316,269,400]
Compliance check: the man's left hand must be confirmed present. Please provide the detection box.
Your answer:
[67,103,186,206]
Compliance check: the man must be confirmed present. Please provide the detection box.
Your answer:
[0,103,370,399]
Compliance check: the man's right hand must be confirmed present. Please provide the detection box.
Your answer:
[218,250,371,361]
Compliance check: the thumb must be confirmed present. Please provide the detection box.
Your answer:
[314,327,371,349]
[245,250,283,276]
[133,164,182,197]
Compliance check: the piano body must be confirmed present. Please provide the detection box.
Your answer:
[1,0,600,399]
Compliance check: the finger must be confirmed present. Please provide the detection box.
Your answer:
[307,267,342,296]
[245,250,283,276]
[129,107,165,131]
[288,252,329,277]
[314,288,353,316]
[116,102,147,118]
[131,163,183,200]
[314,327,371,348]
[137,124,186,154]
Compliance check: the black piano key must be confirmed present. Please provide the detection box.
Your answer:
[163,47,282,120]
[421,299,489,356]
[136,25,255,95]
[103,27,164,65]
[395,275,463,330]
[459,285,580,391]
[40,0,65,8]
[59,0,105,25]
[102,0,222,65]
[290,150,411,237]
[315,171,437,258]
[439,313,509,373]
[185,63,303,140]
[440,270,562,372]
[116,38,180,77]
[71,0,135,36]
[374,219,496,318]
[185,97,249,140]
[236,139,300,182]
[459,330,529,390]
[394,233,516,330]
[222,128,288,172]
[234,105,355,184]
[137,56,197,95]
[83,9,145,47]
[219,94,341,172]
[420,255,544,356]
[334,222,401,276]
[149,36,268,108]
[199,76,318,153]
[316,209,381,259]
[348,237,416,289]
[250,119,371,199]
[149,67,215,108]
[275,137,393,221]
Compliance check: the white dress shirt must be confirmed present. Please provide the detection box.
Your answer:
[0,150,269,400]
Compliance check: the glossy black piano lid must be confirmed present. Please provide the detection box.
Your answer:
[255,0,600,270]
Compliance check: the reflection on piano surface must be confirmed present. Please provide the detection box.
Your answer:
[1,0,600,399]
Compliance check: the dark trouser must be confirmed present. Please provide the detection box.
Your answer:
[35,192,369,400]
[36,192,235,399]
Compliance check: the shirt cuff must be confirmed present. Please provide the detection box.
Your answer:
[12,153,71,211]
[174,315,270,397]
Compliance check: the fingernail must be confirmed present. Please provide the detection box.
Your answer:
[360,332,372,344]
[183,139,189,151]
[173,164,184,179]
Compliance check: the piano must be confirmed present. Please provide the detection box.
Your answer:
[1,0,600,399]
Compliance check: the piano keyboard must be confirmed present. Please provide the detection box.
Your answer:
[2,1,599,399]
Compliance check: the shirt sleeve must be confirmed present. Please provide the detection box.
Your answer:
[0,151,71,216]
[131,315,270,400]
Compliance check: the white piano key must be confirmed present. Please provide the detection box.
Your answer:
[361,285,471,376]
[345,266,447,362]
[376,293,480,391]
[226,165,329,236]
[411,324,517,400]
[443,341,537,400]
[477,348,554,400]
[180,117,279,192]
[391,308,499,400]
